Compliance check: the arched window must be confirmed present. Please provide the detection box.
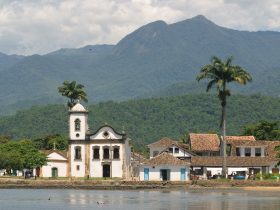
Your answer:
[74,119,81,131]
[74,146,81,160]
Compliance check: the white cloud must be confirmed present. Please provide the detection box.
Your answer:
[0,0,280,55]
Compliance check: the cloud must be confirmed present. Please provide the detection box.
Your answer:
[0,0,280,55]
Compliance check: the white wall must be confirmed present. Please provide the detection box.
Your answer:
[149,145,191,159]
[70,144,86,177]
[90,127,123,140]
[139,165,190,181]
[41,162,68,177]
[69,113,88,140]
[89,142,124,178]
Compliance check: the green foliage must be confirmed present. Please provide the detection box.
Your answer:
[243,120,280,140]
[0,140,47,171]
[33,134,68,151]
[197,56,252,127]
[58,81,88,108]
[0,94,280,152]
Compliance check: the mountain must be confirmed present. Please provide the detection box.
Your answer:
[1,15,280,114]
[0,94,279,147]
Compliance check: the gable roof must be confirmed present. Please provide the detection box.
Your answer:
[41,150,68,159]
[190,133,220,152]
[143,152,190,166]
[147,137,176,148]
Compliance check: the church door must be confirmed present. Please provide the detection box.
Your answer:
[103,164,110,178]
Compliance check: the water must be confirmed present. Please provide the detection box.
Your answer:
[0,188,279,210]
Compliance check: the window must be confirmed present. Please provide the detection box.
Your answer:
[113,147,120,159]
[174,148,179,153]
[153,151,159,157]
[93,147,100,159]
[103,147,110,159]
[168,148,173,153]
[245,148,251,157]
[74,146,81,160]
[74,119,81,131]
[76,165,80,171]
[236,148,240,156]
[255,148,261,157]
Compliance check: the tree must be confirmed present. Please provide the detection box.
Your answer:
[33,134,68,151]
[58,81,88,108]
[0,140,47,173]
[243,120,280,140]
[197,56,252,177]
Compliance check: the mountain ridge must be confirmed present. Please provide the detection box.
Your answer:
[1,15,280,115]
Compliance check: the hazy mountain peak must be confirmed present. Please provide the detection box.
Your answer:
[114,20,171,55]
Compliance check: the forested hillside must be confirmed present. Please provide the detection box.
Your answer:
[1,15,280,114]
[0,94,279,148]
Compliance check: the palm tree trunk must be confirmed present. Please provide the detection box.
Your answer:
[221,104,227,178]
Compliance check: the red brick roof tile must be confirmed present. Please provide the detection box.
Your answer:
[143,152,190,166]
[190,133,220,152]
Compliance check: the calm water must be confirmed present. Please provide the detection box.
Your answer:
[0,188,279,210]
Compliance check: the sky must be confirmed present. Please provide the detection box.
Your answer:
[1,0,280,55]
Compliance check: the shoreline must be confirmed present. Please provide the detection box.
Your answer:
[1,178,280,190]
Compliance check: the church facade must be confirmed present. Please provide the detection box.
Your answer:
[41,102,131,179]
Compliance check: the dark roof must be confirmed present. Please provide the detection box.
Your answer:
[190,133,220,152]
[143,152,190,166]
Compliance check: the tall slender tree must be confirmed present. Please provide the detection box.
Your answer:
[196,56,252,177]
[58,81,88,108]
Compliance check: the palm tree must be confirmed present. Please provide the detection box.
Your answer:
[196,56,252,177]
[58,81,88,108]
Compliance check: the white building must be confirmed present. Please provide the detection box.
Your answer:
[140,152,190,181]
[68,102,131,179]
[41,150,68,177]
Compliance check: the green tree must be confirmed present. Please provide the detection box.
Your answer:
[58,81,88,108]
[243,120,280,140]
[0,140,47,173]
[33,134,68,151]
[197,56,252,177]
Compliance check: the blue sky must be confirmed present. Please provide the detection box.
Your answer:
[0,0,280,55]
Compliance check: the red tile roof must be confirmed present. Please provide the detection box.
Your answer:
[228,140,280,158]
[190,133,220,152]
[143,152,190,166]
[147,137,176,148]
[225,136,255,141]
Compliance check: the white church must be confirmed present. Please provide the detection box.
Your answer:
[41,102,131,179]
